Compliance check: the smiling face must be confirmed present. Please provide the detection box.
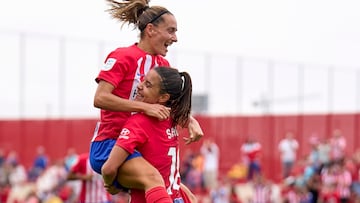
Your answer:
[135,69,169,104]
[141,13,178,56]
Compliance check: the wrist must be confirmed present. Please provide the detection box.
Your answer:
[103,177,114,187]
[185,115,194,128]
[134,100,147,113]
[104,182,112,187]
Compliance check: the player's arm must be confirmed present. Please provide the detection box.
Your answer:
[94,80,170,120]
[101,145,130,188]
[67,171,92,181]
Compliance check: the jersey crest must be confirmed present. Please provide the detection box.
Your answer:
[102,58,117,71]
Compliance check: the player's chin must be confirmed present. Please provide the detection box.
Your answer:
[135,94,144,102]
[158,47,168,56]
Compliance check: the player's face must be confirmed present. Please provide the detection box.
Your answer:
[135,69,164,104]
[149,14,178,56]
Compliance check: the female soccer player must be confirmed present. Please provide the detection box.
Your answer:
[102,66,195,202]
[90,0,202,202]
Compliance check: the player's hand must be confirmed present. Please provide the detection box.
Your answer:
[84,174,93,181]
[143,103,171,120]
[104,183,120,195]
[184,116,204,145]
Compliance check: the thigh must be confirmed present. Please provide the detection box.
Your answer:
[180,183,197,203]
[117,157,165,191]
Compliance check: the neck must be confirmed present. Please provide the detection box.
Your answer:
[137,41,155,55]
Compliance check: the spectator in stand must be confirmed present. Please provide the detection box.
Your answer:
[281,177,312,203]
[319,162,340,203]
[281,177,298,203]
[229,184,241,203]
[185,152,203,194]
[64,148,78,171]
[6,151,27,187]
[241,136,262,180]
[337,159,352,203]
[308,135,321,174]
[5,151,29,203]
[28,145,49,182]
[0,148,10,203]
[180,149,195,184]
[36,159,68,202]
[306,171,321,203]
[350,148,360,201]
[0,148,4,166]
[63,148,81,202]
[0,148,7,187]
[318,137,331,170]
[330,129,347,163]
[248,173,272,203]
[200,138,220,193]
[67,153,115,203]
[278,131,299,179]
[210,178,230,203]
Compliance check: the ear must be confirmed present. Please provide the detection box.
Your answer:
[158,93,170,103]
[146,23,156,37]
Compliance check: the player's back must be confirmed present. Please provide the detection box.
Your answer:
[119,113,182,202]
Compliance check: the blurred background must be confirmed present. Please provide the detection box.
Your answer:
[1,0,360,202]
[1,0,360,117]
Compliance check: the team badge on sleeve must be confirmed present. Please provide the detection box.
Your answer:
[118,128,130,139]
[102,58,117,71]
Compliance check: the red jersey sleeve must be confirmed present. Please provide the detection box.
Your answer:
[95,51,129,88]
[115,114,149,154]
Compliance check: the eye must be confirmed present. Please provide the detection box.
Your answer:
[168,28,176,34]
[145,81,152,88]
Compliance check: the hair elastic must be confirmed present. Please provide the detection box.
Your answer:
[139,10,169,31]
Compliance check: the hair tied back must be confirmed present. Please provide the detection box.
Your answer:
[139,5,149,16]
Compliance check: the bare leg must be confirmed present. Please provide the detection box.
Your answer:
[117,157,165,191]
[180,183,198,203]
[102,146,171,202]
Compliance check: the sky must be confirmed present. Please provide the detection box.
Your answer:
[1,0,360,117]
[1,0,360,67]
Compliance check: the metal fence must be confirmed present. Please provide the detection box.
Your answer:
[1,29,360,118]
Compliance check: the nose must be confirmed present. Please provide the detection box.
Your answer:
[172,33,178,42]
[137,81,144,90]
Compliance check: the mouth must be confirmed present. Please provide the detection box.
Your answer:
[164,42,172,49]
[135,92,144,101]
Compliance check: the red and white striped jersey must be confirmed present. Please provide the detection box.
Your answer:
[251,184,272,203]
[336,169,352,198]
[70,153,112,203]
[92,43,170,142]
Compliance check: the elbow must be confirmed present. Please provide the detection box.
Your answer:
[101,162,117,177]
[93,99,100,109]
[93,93,105,109]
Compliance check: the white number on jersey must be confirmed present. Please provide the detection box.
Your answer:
[167,147,181,194]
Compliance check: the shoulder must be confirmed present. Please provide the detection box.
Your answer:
[129,112,150,120]
[107,45,143,60]
[127,113,156,125]
[111,47,130,57]
[127,113,169,131]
